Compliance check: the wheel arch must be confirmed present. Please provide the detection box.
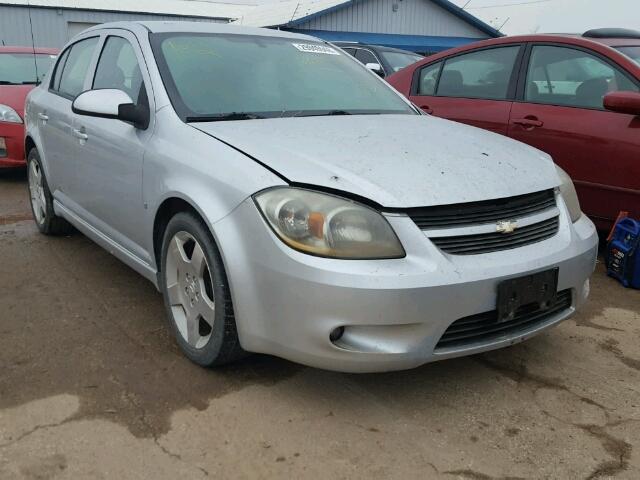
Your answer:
[152,196,208,271]
[25,135,36,158]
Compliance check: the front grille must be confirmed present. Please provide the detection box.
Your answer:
[407,189,556,230]
[435,289,572,350]
[431,216,559,255]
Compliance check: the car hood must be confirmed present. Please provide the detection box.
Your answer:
[0,84,34,117]
[192,114,559,208]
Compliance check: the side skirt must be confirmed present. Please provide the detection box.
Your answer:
[54,200,159,289]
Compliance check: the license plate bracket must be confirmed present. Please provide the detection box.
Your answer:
[497,268,559,323]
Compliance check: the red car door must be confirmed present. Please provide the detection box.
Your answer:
[508,44,640,228]
[407,45,523,135]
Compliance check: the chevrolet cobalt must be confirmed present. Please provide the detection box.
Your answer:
[25,22,598,372]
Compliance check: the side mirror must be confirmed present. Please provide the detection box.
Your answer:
[603,91,640,116]
[72,89,150,129]
[365,62,384,77]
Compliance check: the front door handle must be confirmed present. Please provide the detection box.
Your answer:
[38,112,49,122]
[511,117,543,129]
[420,105,434,114]
[72,128,88,142]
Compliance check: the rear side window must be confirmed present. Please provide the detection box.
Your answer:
[93,36,145,105]
[50,48,70,91]
[57,37,99,98]
[437,46,520,100]
[525,45,639,109]
[355,49,378,66]
[417,62,441,95]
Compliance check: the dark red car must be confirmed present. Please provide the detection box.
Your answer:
[0,46,58,168]
[388,29,640,230]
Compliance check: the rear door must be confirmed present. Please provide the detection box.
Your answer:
[36,36,99,194]
[407,45,523,135]
[508,43,640,227]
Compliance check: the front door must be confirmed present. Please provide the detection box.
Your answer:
[70,32,154,262]
[508,44,640,228]
[407,45,523,135]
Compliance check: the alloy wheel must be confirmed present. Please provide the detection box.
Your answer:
[28,159,46,225]
[164,231,216,349]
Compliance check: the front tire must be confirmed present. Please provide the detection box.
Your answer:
[27,148,73,235]
[160,212,245,366]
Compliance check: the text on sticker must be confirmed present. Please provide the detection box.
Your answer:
[292,43,339,55]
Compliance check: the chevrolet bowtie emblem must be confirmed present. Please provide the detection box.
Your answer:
[496,220,518,234]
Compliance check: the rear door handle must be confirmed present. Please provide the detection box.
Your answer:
[420,105,433,114]
[38,112,49,122]
[511,117,543,128]
[72,128,88,141]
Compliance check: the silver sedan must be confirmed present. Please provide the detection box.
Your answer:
[25,22,598,372]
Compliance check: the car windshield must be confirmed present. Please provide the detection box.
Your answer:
[615,46,640,65]
[0,53,56,85]
[379,50,423,73]
[151,33,416,120]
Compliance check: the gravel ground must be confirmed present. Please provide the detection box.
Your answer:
[1,168,639,479]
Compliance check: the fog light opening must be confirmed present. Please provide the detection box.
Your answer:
[329,326,345,343]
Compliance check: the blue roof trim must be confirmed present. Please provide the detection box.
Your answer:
[429,0,503,38]
[286,29,486,52]
[286,0,502,38]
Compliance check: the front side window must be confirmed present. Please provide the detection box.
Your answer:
[525,45,639,109]
[417,62,442,95]
[437,46,520,100]
[58,37,99,98]
[615,46,640,65]
[0,53,56,85]
[151,34,415,120]
[93,36,145,105]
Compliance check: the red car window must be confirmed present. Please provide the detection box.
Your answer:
[525,45,639,109]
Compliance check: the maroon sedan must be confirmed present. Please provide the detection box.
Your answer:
[388,29,640,230]
[0,46,58,168]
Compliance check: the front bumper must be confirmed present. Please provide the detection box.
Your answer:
[0,122,26,168]
[214,196,598,373]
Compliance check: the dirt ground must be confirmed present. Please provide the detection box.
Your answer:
[0,168,639,480]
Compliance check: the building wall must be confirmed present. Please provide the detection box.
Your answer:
[0,6,225,48]
[294,0,489,38]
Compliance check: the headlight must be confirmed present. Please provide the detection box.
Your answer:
[0,104,22,124]
[254,187,405,259]
[556,165,581,222]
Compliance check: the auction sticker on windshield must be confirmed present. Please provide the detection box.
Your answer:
[292,43,339,55]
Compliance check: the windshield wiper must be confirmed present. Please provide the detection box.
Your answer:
[323,110,352,116]
[186,112,265,122]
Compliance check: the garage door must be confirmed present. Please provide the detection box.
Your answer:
[67,22,99,41]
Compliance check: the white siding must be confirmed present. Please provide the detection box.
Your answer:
[295,0,488,37]
[0,6,227,48]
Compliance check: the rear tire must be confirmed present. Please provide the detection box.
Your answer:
[27,148,73,235]
[160,212,245,367]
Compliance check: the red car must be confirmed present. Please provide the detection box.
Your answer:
[388,28,640,230]
[0,46,58,168]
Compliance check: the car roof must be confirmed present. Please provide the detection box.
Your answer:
[0,46,59,54]
[83,21,319,42]
[332,42,414,53]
